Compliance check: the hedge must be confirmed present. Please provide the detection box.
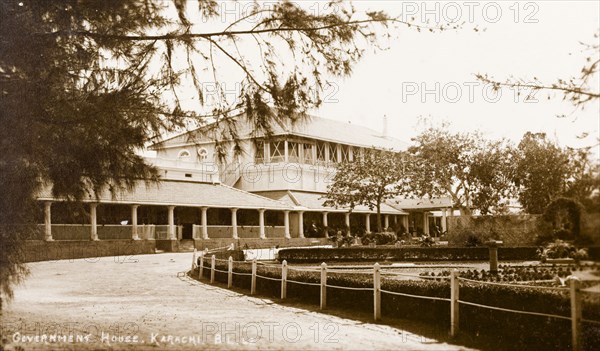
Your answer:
[192,261,600,351]
[276,247,541,263]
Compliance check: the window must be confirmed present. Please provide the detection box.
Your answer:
[288,142,300,163]
[303,143,314,164]
[316,142,327,164]
[340,145,350,163]
[254,141,265,164]
[328,143,339,163]
[178,150,191,161]
[197,148,208,161]
[269,140,285,163]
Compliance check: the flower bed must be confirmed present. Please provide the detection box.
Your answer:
[419,263,600,285]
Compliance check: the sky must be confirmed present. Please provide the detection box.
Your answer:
[307,1,600,152]
[152,0,599,156]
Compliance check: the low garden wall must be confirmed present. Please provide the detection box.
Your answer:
[20,240,156,263]
[276,247,540,263]
[447,213,600,246]
[447,215,540,246]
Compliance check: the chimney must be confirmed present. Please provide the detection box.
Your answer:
[382,115,388,138]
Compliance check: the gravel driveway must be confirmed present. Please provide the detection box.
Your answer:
[1,253,475,350]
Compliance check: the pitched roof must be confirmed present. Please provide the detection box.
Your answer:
[150,114,408,151]
[254,190,407,214]
[37,180,292,210]
[285,116,408,151]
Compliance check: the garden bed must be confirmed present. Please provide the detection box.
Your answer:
[277,246,540,263]
[192,260,600,351]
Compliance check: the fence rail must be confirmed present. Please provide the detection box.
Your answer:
[192,250,597,351]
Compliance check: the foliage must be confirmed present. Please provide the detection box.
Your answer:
[324,148,409,232]
[564,149,600,212]
[327,232,355,247]
[538,240,589,261]
[464,234,483,247]
[361,232,397,246]
[194,259,600,351]
[418,234,435,247]
[277,247,539,263]
[477,33,599,109]
[422,264,600,284]
[407,123,515,215]
[542,197,584,238]
[514,132,572,214]
[0,0,402,301]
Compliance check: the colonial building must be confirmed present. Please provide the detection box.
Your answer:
[35,114,452,250]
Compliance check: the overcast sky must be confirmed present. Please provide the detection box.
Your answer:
[309,1,599,152]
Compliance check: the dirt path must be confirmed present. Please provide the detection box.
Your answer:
[1,253,476,350]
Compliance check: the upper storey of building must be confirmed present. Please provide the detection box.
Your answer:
[148,114,409,192]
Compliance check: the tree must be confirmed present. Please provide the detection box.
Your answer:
[563,148,600,212]
[407,125,515,215]
[323,148,408,233]
[2,0,430,302]
[513,132,572,214]
[477,34,599,110]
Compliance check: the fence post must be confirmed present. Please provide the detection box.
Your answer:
[251,259,257,295]
[210,255,216,284]
[281,260,288,299]
[198,253,204,280]
[192,248,197,270]
[374,263,381,321]
[450,270,459,337]
[570,278,582,351]
[228,256,233,288]
[320,262,327,310]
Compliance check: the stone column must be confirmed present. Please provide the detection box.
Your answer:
[200,207,209,239]
[90,203,98,241]
[167,205,176,240]
[231,208,239,239]
[384,215,390,230]
[441,208,447,233]
[486,240,501,274]
[298,211,305,238]
[423,211,429,235]
[403,215,409,233]
[322,212,329,237]
[365,213,371,233]
[44,202,53,241]
[345,212,351,236]
[258,209,266,239]
[131,205,140,240]
[283,211,291,239]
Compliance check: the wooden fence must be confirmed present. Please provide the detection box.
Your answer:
[191,250,598,351]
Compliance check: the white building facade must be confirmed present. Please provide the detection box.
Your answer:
[35,114,452,250]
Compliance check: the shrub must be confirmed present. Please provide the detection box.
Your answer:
[360,232,396,246]
[277,247,540,263]
[418,234,435,247]
[191,260,600,351]
[543,197,584,238]
[538,240,589,261]
[465,234,483,247]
